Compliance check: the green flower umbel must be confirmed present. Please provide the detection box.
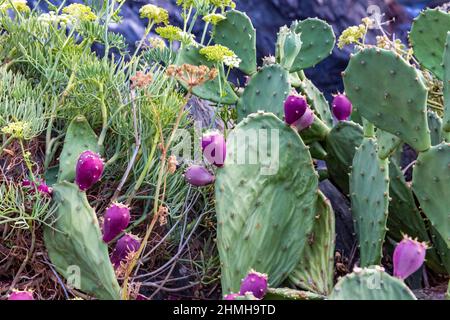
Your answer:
[0,0,30,14]
[156,25,183,42]
[139,4,169,25]
[199,45,240,68]
[62,3,97,22]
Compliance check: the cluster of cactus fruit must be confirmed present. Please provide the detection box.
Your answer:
[180,6,450,300]
[8,4,450,300]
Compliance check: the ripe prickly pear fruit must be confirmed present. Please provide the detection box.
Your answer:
[8,290,34,300]
[201,131,226,167]
[284,95,308,126]
[185,165,215,187]
[22,179,53,197]
[239,270,268,299]
[111,233,141,268]
[294,107,315,131]
[393,235,428,280]
[102,203,131,243]
[75,150,104,191]
[223,293,240,300]
[332,94,353,121]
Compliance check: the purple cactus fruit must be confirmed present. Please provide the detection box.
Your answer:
[185,165,215,187]
[239,270,268,299]
[75,150,104,191]
[284,95,308,126]
[22,179,52,197]
[110,233,141,268]
[332,94,353,121]
[292,107,315,131]
[201,131,226,167]
[223,293,240,300]
[8,290,34,300]
[102,203,131,243]
[393,235,428,280]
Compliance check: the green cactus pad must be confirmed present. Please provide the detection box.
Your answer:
[444,32,450,132]
[387,161,430,244]
[430,227,450,274]
[291,18,335,72]
[299,113,331,144]
[299,77,334,127]
[412,143,450,247]
[329,266,416,300]
[428,111,444,146]
[309,141,328,160]
[237,64,290,121]
[44,182,121,300]
[216,112,318,293]
[350,138,389,267]
[343,48,431,152]
[177,46,238,105]
[288,191,335,296]
[214,10,257,75]
[264,288,325,300]
[325,121,364,194]
[58,115,100,183]
[410,9,450,80]
[376,129,402,160]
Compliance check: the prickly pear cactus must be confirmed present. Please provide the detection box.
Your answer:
[410,9,450,80]
[350,138,389,267]
[444,32,450,132]
[288,191,335,296]
[290,18,335,72]
[387,161,431,245]
[177,46,238,105]
[376,129,402,160]
[428,111,444,146]
[412,143,450,247]
[215,112,318,293]
[299,77,333,127]
[329,267,416,300]
[430,227,450,274]
[44,182,121,300]
[264,288,325,300]
[343,48,431,152]
[325,121,364,194]
[58,115,100,183]
[214,10,257,75]
[237,65,290,121]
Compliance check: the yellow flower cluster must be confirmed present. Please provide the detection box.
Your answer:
[203,13,226,25]
[156,25,183,42]
[149,37,166,50]
[210,0,236,9]
[0,0,30,14]
[1,121,31,139]
[139,4,169,25]
[62,3,97,22]
[338,18,373,49]
[199,44,235,63]
[176,0,195,9]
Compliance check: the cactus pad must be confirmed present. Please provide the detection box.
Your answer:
[410,9,450,80]
[215,112,318,293]
[412,143,450,247]
[428,111,444,146]
[350,138,389,267]
[329,267,416,300]
[214,10,257,75]
[444,32,450,132]
[291,18,335,72]
[44,182,121,300]
[264,288,325,300]
[376,129,402,160]
[58,115,100,183]
[299,77,334,127]
[237,64,290,121]
[325,120,364,194]
[177,46,238,105]
[343,48,431,152]
[288,191,335,296]
[387,161,430,245]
